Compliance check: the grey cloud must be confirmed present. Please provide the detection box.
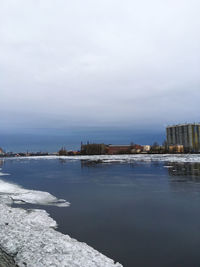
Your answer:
[1,0,200,131]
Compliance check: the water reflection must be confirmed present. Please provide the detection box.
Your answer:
[168,163,200,177]
[80,160,105,168]
[0,160,4,167]
[168,163,200,196]
[58,158,68,164]
[80,159,148,169]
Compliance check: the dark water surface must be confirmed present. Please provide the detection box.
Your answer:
[2,158,200,267]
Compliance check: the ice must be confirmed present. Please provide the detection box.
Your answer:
[6,154,200,163]
[0,172,122,267]
[0,204,122,267]
[0,177,69,207]
[0,172,9,176]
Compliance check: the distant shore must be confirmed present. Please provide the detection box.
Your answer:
[1,152,200,159]
[2,154,200,164]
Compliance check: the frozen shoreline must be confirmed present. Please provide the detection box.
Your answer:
[3,153,200,163]
[0,172,122,267]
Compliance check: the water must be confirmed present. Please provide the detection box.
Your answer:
[2,158,200,267]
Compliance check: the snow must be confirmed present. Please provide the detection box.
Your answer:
[0,172,122,267]
[0,178,69,207]
[0,204,122,267]
[6,154,200,163]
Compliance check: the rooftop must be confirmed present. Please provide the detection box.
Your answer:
[166,123,200,128]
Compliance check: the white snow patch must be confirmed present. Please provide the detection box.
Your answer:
[0,177,69,207]
[5,154,200,163]
[163,166,174,168]
[0,172,10,176]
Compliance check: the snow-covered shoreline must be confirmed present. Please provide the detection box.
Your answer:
[0,172,122,267]
[3,153,200,163]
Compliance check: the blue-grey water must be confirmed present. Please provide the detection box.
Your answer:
[2,158,200,267]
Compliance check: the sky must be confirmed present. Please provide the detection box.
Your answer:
[1,0,200,150]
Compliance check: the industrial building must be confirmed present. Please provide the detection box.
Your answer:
[106,145,131,155]
[166,123,200,152]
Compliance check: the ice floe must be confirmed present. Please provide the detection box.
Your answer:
[0,172,122,267]
[0,176,69,207]
[6,154,200,163]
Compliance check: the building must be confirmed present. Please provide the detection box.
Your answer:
[0,148,4,155]
[142,145,151,152]
[107,144,144,154]
[169,145,184,153]
[107,145,131,155]
[130,144,143,154]
[81,143,106,155]
[166,123,200,152]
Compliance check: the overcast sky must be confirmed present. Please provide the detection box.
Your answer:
[1,0,200,134]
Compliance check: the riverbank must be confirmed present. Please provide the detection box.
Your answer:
[0,203,122,267]
[2,153,200,163]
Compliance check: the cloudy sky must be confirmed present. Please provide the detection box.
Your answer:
[1,0,200,140]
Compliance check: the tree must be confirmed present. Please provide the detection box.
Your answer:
[151,142,160,153]
[130,142,135,148]
[162,140,168,153]
[58,147,68,156]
